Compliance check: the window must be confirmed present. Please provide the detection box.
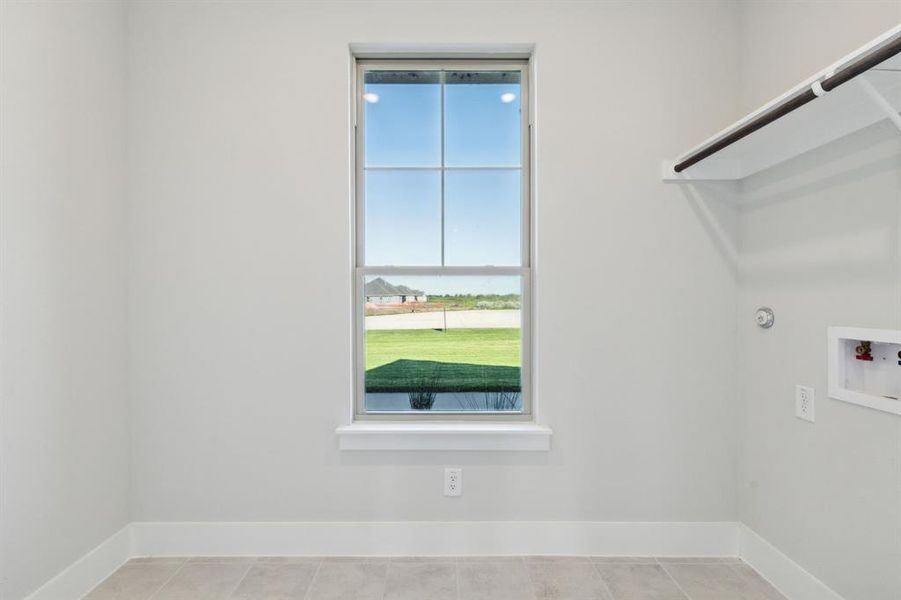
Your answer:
[354,59,531,419]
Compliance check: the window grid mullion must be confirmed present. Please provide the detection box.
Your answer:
[364,165,522,170]
[440,69,446,268]
[358,266,527,276]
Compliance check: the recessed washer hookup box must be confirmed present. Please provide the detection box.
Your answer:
[828,326,901,416]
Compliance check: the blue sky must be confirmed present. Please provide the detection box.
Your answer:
[363,71,521,295]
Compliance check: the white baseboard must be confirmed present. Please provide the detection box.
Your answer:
[34,521,847,600]
[131,520,739,558]
[24,525,132,600]
[738,524,845,600]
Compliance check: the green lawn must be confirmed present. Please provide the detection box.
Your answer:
[365,328,521,393]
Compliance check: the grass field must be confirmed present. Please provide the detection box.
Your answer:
[365,328,521,393]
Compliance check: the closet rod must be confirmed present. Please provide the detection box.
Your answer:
[673,33,901,174]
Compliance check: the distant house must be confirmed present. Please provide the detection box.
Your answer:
[365,277,427,304]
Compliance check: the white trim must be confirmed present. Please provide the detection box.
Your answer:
[336,422,552,451]
[739,524,846,600]
[349,43,534,60]
[130,521,737,558]
[351,57,535,422]
[24,525,132,600]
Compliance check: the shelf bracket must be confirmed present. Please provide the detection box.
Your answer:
[856,75,901,134]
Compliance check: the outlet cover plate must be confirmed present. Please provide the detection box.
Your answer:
[795,385,815,423]
[444,467,462,497]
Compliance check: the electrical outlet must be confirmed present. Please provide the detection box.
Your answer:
[795,385,815,423]
[444,467,462,497]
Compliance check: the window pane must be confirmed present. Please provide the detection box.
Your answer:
[364,71,441,166]
[365,170,441,266]
[364,275,523,413]
[445,71,522,166]
[445,170,521,266]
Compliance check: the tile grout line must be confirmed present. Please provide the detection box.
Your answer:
[379,557,390,600]
[589,561,617,600]
[509,557,537,600]
[524,557,538,600]
[725,562,789,600]
[78,558,131,600]
[301,559,324,600]
[223,562,254,600]
[523,556,541,600]
[145,559,188,600]
[656,559,695,600]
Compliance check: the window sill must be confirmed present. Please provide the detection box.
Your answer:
[336,422,552,451]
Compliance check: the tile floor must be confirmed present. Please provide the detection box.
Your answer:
[84,555,787,600]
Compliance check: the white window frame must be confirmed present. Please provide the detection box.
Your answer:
[352,57,533,422]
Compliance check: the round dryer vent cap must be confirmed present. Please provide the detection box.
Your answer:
[755,307,775,329]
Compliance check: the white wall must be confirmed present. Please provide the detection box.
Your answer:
[737,4,901,599]
[126,1,742,523]
[10,2,898,597]
[0,2,130,599]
